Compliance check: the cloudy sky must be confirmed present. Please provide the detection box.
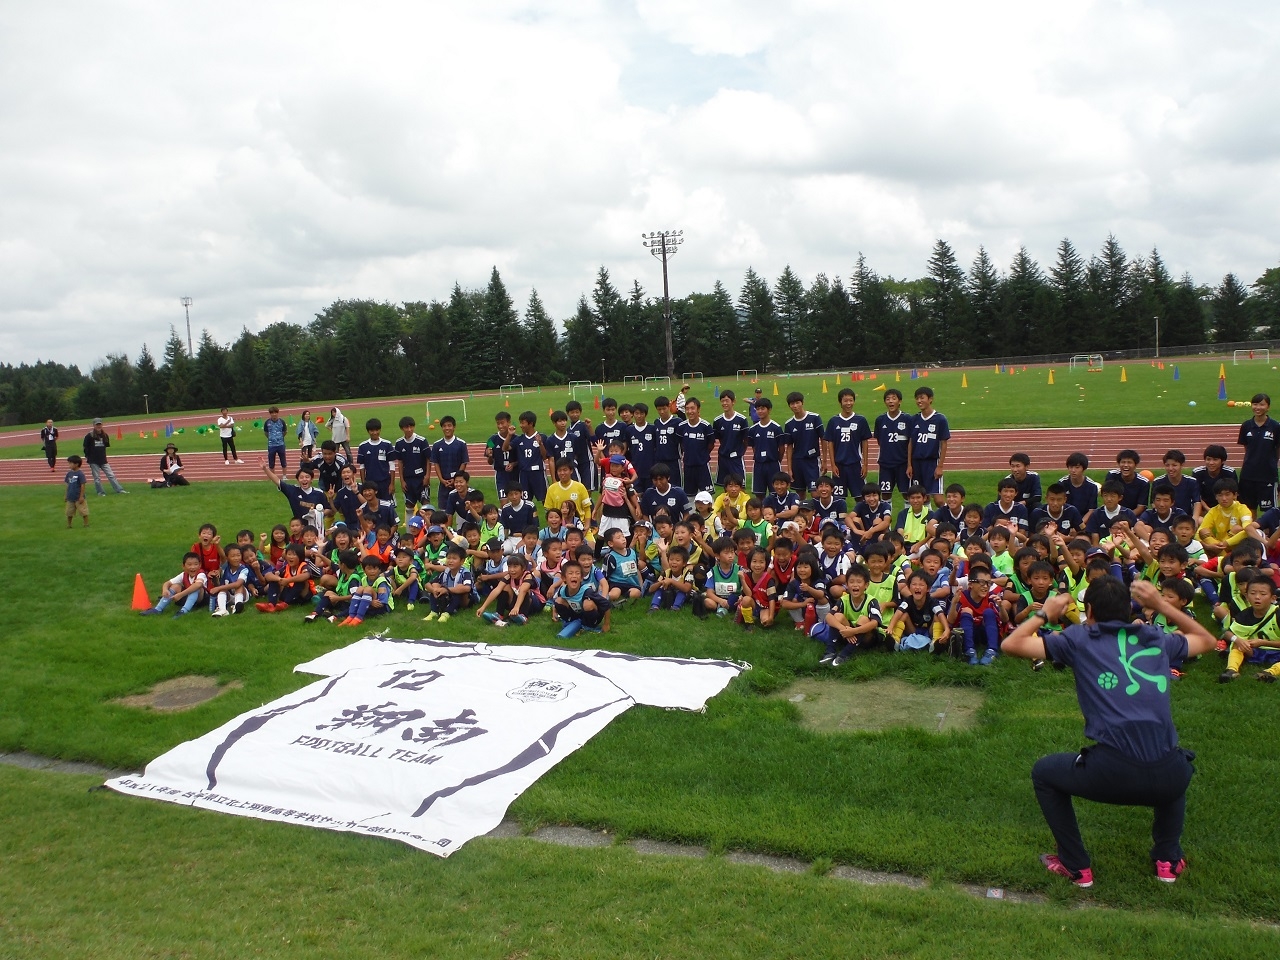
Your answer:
[2,1,1277,369]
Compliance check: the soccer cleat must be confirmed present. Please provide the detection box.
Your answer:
[255,602,275,613]
[482,612,502,624]
[422,611,438,622]
[1041,854,1093,888]
[967,650,979,666]
[303,613,319,623]
[716,607,728,617]
[492,618,508,628]
[1031,659,1045,671]
[509,614,527,625]
[274,602,289,611]
[234,602,245,615]
[1155,858,1185,883]
[1215,638,1228,656]
[346,617,363,627]
[1218,669,1239,683]
[405,602,415,611]
[819,651,837,666]
[979,648,997,666]
[1257,671,1278,683]
[172,609,189,618]
[831,650,852,667]
[139,607,161,616]
[1170,667,1184,681]
[210,609,228,618]
[437,612,451,623]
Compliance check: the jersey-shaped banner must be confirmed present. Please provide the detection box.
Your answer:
[106,639,746,856]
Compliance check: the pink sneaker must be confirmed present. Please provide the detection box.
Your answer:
[1155,858,1185,883]
[1040,853,1093,888]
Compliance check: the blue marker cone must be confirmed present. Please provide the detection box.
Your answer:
[1218,376,1227,401]
[1172,365,1180,381]
[714,385,720,398]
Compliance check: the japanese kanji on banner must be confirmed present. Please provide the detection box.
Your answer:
[105,640,747,856]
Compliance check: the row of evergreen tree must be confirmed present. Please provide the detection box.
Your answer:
[3,235,1278,424]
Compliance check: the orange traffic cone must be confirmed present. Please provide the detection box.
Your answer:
[116,426,123,440]
[593,396,600,410]
[131,573,151,611]
[504,398,509,408]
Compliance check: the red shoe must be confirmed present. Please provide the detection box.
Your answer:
[1040,853,1093,888]
[255,602,275,613]
[346,617,363,627]
[338,617,354,626]
[274,602,289,611]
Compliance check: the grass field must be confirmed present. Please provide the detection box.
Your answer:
[4,356,1275,460]
[3,470,1280,956]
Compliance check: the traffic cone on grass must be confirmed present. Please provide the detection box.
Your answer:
[131,574,151,611]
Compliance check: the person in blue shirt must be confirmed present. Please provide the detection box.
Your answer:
[763,471,801,523]
[393,416,432,515]
[486,411,519,497]
[874,388,911,499]
[263,406,288,472]
[640,463,691,520]
[602,527,646,601]
[260,458,327,521]
[1004,453,1042,513]
[628,402,658,493]
[1105,450,1150,516]
[564,401,596,488]
[906,386,950,507]
[651,395,684,488]
[498,484,538,545]
[1003,577,1214,889]
[505,411,552,502]
[1030,483,1084,538]
[784,391,824,494]
[430,416,469,486]
[545,411,580,483]
[678,398,715,495]
[357,418,395,500]
[809,475,847,529]
[748,386,765,424]
[1084,480,1140,543]
[1060,452,1101,523]
[1237,393,1280,512]
[823,388,873,500]
[593,398,628,476]
[333,465,363,529]
[64,454,88,528]
[713,390,750,487]
[745,397,786,496]
[1154,450,1201,518]
[983,479,1030,540]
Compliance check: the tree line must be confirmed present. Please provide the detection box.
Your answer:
[3,235,1278,425]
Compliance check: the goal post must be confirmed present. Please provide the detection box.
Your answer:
[424,397,468,423]
[499,383,525,396]
[622,375,645,388]
[1233,349,1271,364]
[570,381,604,399]
[680,371,706,383]
[1068,354,1104,371]
[735,368,759,381]
[643,376,671,393]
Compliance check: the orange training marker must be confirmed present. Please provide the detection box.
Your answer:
[131,574,151,610]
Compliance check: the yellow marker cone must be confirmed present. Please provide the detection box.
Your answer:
[961,373,968,388]
[895,370,901,382]
[1120,367,1127,382]
[873,383,887,392]
[822,379,828,394]
[772,381,779,396]
[1219,362,1227,379]
[1048,369,1055,384]
[994,364,1000,375]
[834,373,841,384]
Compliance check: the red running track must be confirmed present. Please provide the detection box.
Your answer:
[0,424,1239,487]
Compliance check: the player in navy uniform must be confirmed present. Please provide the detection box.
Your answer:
[311,440,348,495]
[393,416,432,515]
[784,391,824,493]
[983,478,1030,540]
[763,471,801,522]
[874,388,911,499]
[745,397,786,496]
[641,463,691,520]
[1004,453,1042,513]
[1237,393,1280,512]
[823,388,872,500]
[1030,483,1084,537]
[713,390,750,487]
[505,412,552,503]
[1105,450,1149,516]
[628,402,658,493]
[651,395,683,488]
[564,400,595,489]
[678,397,715,494]
[810,475,848,529]
[487,411,519,498]
[1193,445,1236,517]
[430,416,470,485]
[545,411,579,482]
[593,398,627,487]
[1060,452,1101,523]
[356,418,395,500]
[1154,450,1201,518]
[906,387,950,507]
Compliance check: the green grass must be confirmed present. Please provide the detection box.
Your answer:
[5,356,1272,461]
[4,478,1280,936]
[3,766,1278,960]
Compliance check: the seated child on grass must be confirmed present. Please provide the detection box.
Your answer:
[887,570,950,652]
[950,560,1002,665]
[208,544,251,617]
[306,550,362,623]
[476,554,544,626]
[1218,571,1280,683]
[139,552,207,617]
[551,559,612,638]
[649,545,696,612]
[777,551,828,632]
[422,546,475,623]
[341,556,394,627]
[812,564,883,667]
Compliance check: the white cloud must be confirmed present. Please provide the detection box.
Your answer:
[1,0,1278,369]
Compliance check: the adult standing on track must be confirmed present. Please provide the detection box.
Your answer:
[1237,392,1280,513]
[82,418,127,495]
[40,419,58,471]
[328,406,352,462]
[297,410,319,462]
[216,408,243,465]
[1002,578,1214,888]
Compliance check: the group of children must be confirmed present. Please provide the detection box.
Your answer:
[128,387,1280,679]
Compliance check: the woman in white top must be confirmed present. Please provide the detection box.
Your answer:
[217,408,243,464]
[328,406,352,462]
[297,410,319,460]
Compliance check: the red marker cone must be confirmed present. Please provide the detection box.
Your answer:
[116,426,123,440]
[131,574,151,611]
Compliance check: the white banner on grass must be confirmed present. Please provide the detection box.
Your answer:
[106,640,747,856]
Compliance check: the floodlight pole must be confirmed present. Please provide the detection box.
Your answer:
[642,230,684,380]
[181,297,194,356]
[1154,315,1160,359]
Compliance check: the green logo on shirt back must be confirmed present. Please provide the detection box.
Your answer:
[1111,629,1168,696]
[1097,672,1118,691]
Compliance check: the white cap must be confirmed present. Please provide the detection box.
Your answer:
[694,491,714,504]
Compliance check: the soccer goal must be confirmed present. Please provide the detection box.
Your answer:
[1069,354,1104,371]
[680,371,706,383]
[736,368,759,381]
[622,375,645,388]
[570,381,604,399]
[499,383,525,396]
[644,376,671,393]
[1233,349,1271,364]
[424,397,468,423]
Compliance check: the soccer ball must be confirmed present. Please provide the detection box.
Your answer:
[1189,401,1197,407]
[1097,672,1119,690]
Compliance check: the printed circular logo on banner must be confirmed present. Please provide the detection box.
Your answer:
[507,679,576,702]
